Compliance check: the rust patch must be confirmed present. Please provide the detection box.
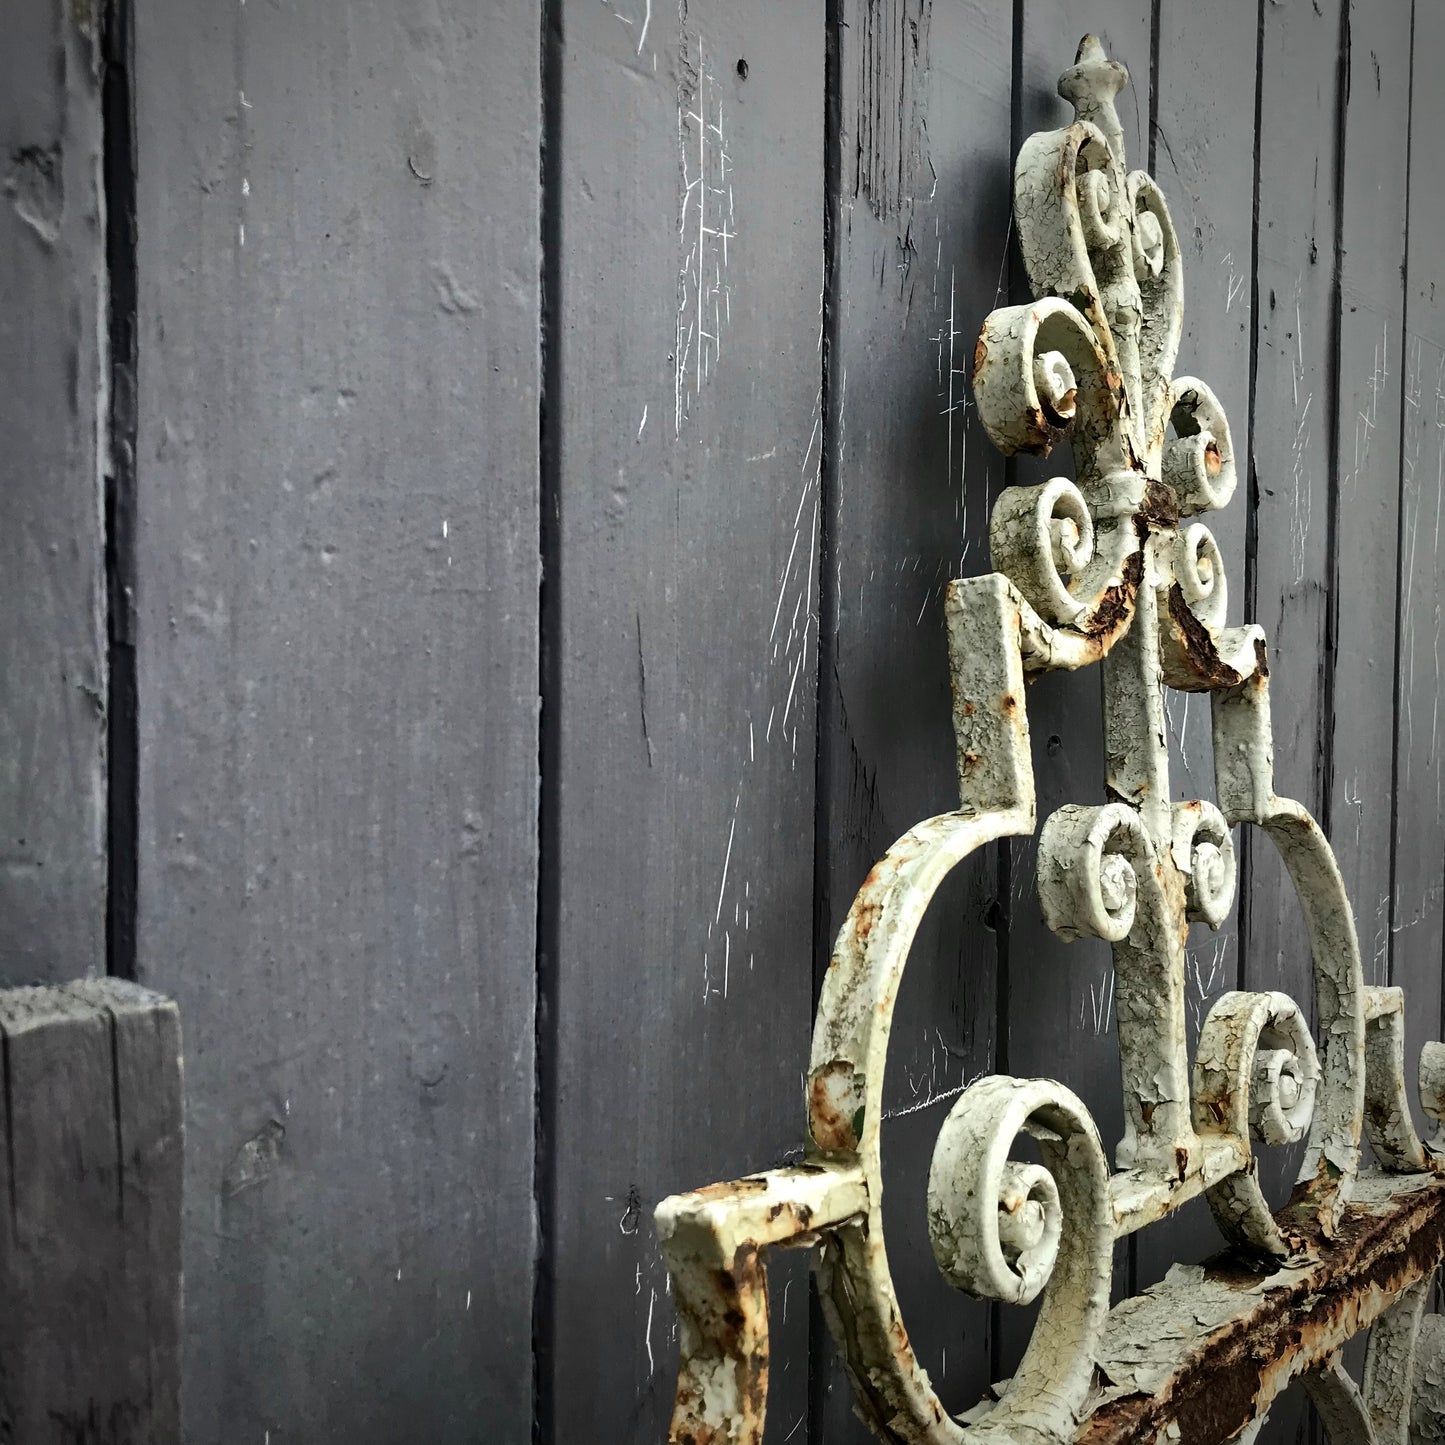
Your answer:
[852,899,883,941]
[668,1243,771,1445]
[1164,583,1244,689]
[809,1061,864,1153]
[1081,548,1144,641]
[765,1200,814,1231]
[1078,1177,1445,1445]
[1022,406,1070,456]
[1042,387,1078,428]
[1138,476,1181,532]
[686,1176,771,1204]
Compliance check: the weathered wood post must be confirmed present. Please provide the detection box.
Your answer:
[0,980,182,1442]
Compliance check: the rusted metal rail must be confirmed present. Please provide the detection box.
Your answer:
[655,34,1445,1445]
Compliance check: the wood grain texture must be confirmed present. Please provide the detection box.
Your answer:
[1133,0,1260,1298]
[1244,0,1343,1242]
[0,980,181,1442]
[131,5,541,1440]
[813,1,1014,1432]
[0,1,108,985]
[1244,6,1346,1439]
[1329,0,1413,1072]
[1395,0,1445,1146]
[545,4,825,1441]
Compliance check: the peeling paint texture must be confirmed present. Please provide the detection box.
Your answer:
[654,35,1445,1445]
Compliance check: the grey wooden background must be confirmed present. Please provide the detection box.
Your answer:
[2,0,1441,1442]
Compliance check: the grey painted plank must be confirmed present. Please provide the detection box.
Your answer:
[1395,0,1445,1146]
[0,981,181,1442]
[1244,0,1342,1212]
[1134,0,1260,1296]
[547,4,825,1441]
[1000,0,1154,1373]
[1247,4,1345,1439]
[813,0,1013,1432]
[131,5,541,1441]
[0,1,107,984]
[1330,1,1414,1107]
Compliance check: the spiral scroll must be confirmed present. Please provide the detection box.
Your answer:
[1194,990,1321,1255]
[928,1079,1112,1438]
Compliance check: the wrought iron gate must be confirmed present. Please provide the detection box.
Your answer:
[654,35,1445,1445]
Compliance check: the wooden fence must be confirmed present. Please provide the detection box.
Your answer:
[1,1,1440,1441]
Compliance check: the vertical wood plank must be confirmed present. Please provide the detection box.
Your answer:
[1245,0,1342,1197]
[73,977,185,1439]
[546,4,824,1441]
[0,2,108,984]
[815,0,1012,1430]
[1247,3,1345,1438]
[1133,0,1260,1295]
[1395,0,1445,1141]
[1329,0,1413,1078]
[131,6,541,1440]
[999,0,1153,1375]
[0,981,181,1442]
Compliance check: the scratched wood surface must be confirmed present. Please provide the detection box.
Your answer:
[542,4,826,1442]
[1330,1,1415,1113]
[1243,0,1344,1297]
[130,4,542,1440]
[1396,0,1445,1155]
[1329,1,1412,1003]
[0,1,107,985]
[813,0,1014,1428]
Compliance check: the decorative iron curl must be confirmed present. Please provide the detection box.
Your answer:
[1171,798,1236,928]
[1194,989,1321,1256]
[927,1078,1113,1437]
[1166,377,1237,514]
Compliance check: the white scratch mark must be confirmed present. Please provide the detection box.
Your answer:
[637,404,648,440]
[715,798,739,925]
[881,1080,970,1121]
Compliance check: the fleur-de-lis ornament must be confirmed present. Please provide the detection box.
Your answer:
[654,37,1445,1445]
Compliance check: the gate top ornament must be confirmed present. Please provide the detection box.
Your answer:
[656,37,1445,1445]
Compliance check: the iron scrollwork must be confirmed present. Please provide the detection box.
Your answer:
[655,37,1445,1445]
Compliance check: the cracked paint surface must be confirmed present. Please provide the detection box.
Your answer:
[653,34,1445,1445]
